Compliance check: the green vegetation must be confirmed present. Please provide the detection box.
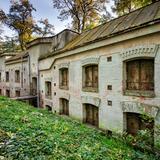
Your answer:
[0,96,158,159]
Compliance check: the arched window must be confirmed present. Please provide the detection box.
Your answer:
[15,70,20,83]
[59,68,69,90]
[124,58,154,97]
[83,65,98,92]
[60,98,69,116]
[84,104,99,127]
[126,112,154,139]
[45,81,52,99]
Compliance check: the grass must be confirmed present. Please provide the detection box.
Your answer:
[0,96,158,160]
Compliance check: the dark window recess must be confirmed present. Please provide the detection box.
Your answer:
[59,68,69,89]
[0,89,2,95]
[107,56,112,62]
[126,59,154,91]
[60,98,69,116]
[54,83,56,86]
[15,90,20,97]
[6,90,10,97]
[0,72,1,82]
[84,104,99,127]
[6,72,9,82]
[54,92,56,96]
[83,65,98,92]
[107,85,112,90]
[15,70,20,83]
[126,113,154,143]
[54,66,56,69]
[107,100,112,106]
[46,105,52,111]
[45,81,52,99]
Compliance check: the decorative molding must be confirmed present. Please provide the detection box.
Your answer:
[81,57,99,66]
[15,87,21,90]
[81,96,101,107]
[44,100,53,107]
[31,74,38,78]
[120,45,159,61]
[59,92,70,100]
[45,78,52,82]
[58,62,69,69]
[121,101,159,118]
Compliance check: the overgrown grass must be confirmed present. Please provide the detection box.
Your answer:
[0,96,158,159]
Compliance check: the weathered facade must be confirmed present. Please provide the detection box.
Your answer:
[0,2,160,146]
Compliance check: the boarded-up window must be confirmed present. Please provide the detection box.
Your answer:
[6,72,9,82]
[84,65,98,89]
[60,98,69,115]
[126,59,154,91]
[84,104,99,127]
[6,89,10,97]
[15,90,20,97]
[59,68,68,89]
[45,81,52,99]
[126,113,154,137]
[15,70,20,83]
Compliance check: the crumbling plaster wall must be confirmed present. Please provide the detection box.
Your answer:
[39,32,160,139]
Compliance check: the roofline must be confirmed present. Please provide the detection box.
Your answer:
[5,52,29,63]
[39,23,160,71]
[26,29,79,49]
[39,18,160,61]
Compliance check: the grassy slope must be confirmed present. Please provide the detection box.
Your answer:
[0,96,157,160]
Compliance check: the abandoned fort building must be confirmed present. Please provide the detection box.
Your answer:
[1,2,160,146]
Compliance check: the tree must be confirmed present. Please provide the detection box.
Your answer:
[35,19,55,37]
[113,0,158,16]
[0,36,20,53]
[53,0,110,33]
[0,0,36,50]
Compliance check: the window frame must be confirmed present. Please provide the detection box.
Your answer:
[124,58,155,97]
[15,70,20,83]
[59,68,69,90]
[6,71,9,82]
[45,81,52,99]
[82,64,98,92]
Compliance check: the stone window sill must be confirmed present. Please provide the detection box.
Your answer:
[59,86,69,90]
[124,90,155,98]
[82,87,98,93]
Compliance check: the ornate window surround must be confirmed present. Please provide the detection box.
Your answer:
[121,45,158,97]
[81,96,101,107]
[58,62,70,69]
[81,57,99,93]
[58,62,69,90]
[120,45,158,61]
[81,57,99,67]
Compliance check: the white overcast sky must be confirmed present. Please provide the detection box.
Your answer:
[0,0,115,38]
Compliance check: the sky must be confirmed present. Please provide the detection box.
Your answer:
[0,0,114,38]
